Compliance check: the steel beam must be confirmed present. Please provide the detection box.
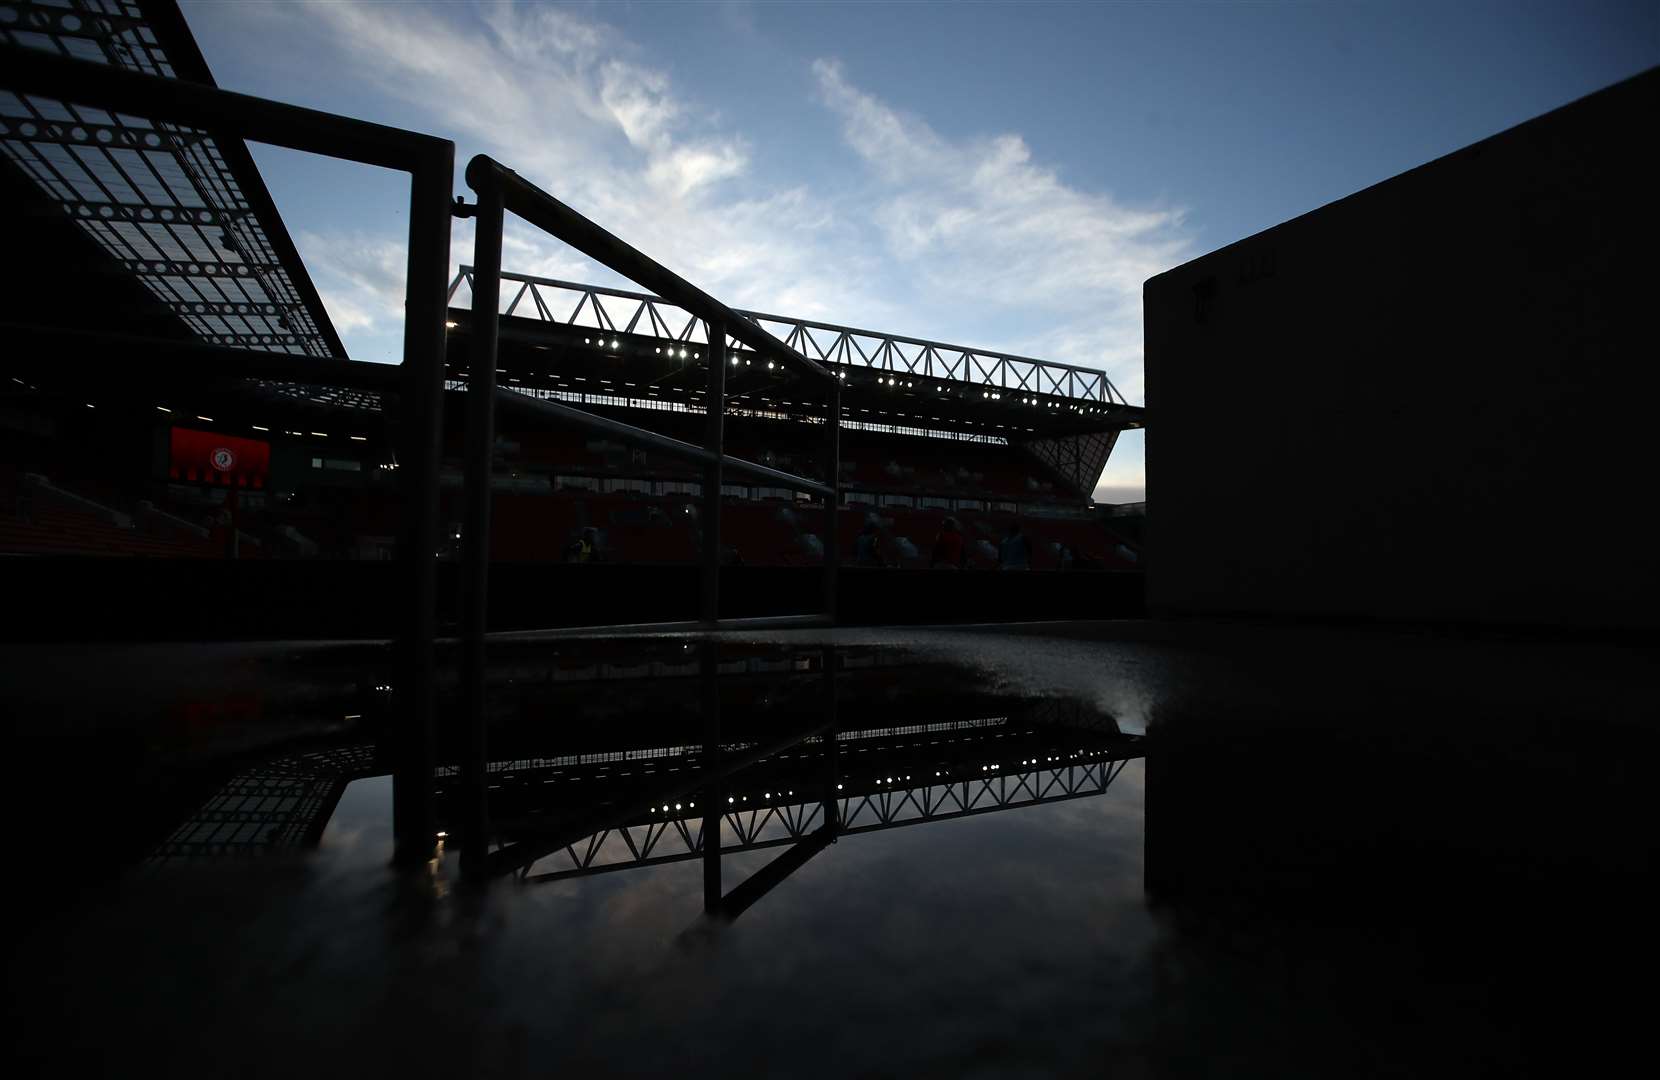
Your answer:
[390,145,455,868]
[4,48,449,173]
[112,257,291,278]
[0,323,400,389]
[714,823,836,923]
[458,182,504,878]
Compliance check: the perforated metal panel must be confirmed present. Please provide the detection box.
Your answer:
[0,0,341,357]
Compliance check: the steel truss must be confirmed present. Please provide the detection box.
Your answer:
[1024,428,1123,498]
[517,756,1136,883]
[448,268,1133,411]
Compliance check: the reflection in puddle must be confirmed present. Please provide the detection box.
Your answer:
[11,628,1652,1076]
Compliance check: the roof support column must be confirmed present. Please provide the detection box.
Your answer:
[701,321,726,623]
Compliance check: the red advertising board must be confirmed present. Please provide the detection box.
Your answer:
[169,428,270,488]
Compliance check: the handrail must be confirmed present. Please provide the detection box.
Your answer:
[493,388,834,498]
[457,154,843,876]
[5,46,456,869]
[464,157,836,386]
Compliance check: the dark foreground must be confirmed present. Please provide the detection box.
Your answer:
[5,620,1656,1077]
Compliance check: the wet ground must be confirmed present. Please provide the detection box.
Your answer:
[5,620,1657,1077]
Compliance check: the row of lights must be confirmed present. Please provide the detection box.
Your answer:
[638,753,1112,815]
[859,376,1110,414]
[578,335,705,364]
[644,783,812,816]
[152,405,372,441]
[487,336,1116,416]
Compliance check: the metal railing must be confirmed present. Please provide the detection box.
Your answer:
[5,47,455,868]
[456,156,844,871]
[10,53,891,878]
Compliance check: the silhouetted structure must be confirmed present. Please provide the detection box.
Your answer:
[1146,67,1659,629]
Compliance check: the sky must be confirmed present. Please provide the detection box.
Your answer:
[182,0,1658,504]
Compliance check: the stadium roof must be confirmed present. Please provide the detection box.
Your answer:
[453,268,1134,404]
[443,269,1142,496]
[447,269,1145,440]
[0,0,342,358]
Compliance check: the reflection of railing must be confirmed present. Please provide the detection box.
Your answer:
[448,268,1131,406]
[455,157,846,873]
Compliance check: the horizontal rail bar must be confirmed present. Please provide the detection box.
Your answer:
[492,387,835,497]
[465,157,833,385]
[4,48,450,172]
[0,323,401,389]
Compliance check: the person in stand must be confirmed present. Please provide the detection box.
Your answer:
[997,521,1031,570]
[854,520,886,567]
[566,526,599,563]
[930,516,966,569]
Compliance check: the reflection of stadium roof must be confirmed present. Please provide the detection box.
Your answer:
[0,0,341,358]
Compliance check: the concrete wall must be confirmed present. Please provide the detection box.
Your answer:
[1145,68,1659,629]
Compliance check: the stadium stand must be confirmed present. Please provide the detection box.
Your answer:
[0,474,223,558]
[0,0,1146,644]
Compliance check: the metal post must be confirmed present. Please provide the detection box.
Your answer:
[823,380,840,621]
[822,644,840,832]
[459,180,504,878]
[701,321,726,623]
[701,642,722,913]
[392,148,455,867]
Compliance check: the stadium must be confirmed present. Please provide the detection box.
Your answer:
[5,3,1657,1077]
[0,2,1147,639]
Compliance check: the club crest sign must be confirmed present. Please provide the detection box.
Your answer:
[168,428,270,488]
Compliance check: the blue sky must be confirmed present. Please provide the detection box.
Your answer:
[183,0,1657,502]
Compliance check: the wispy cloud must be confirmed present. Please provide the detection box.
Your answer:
[270,0,878,325]
[812,59,1188,402]
[235,1,1184,496]
[293,230,406,335]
